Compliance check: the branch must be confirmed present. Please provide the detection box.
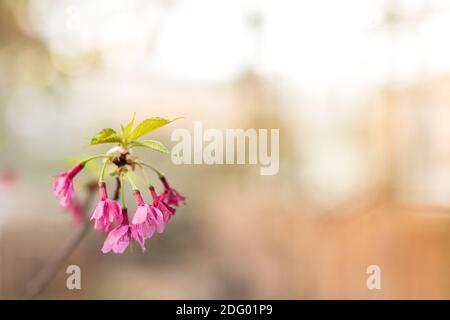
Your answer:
[23,178,121,299]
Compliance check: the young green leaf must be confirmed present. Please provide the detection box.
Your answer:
[121,113,136,141]
[90,128,122,145]
[129,117,181,140]
[129,139,169,153]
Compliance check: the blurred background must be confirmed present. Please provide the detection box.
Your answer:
[1,0,450,299]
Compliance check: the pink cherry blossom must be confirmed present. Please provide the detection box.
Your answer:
[150,186,176,223]
[102,208,131,254]
[159,176,186,207]
[90,182,122,232]
[102,225,131,254]
[130,190,165,252]
[54,163,84,208]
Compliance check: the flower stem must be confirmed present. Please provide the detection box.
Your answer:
[80,154,111,165]
[119,174,126,209]
[98,159,109,183]
[126,173,138,191]
[136,161,164,178]
[137,163,152,187]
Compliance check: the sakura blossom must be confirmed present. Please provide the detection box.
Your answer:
[54,163,84,207]
[159,176,186,207]
[90,183,122,232]
[130,190,165,252]
[52,114,186,254]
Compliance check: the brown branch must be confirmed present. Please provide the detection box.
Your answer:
[23,178,121,299]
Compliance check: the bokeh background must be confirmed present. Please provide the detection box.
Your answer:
[1,0,450,299]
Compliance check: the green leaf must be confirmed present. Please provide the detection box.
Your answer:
[90,128,122,145]
[121,113,136,141]
[129,139,169,153]
[129,117,181,140]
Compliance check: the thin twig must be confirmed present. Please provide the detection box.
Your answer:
[113,177,121,201]
[24,220,92,299]
[23,178,120,299]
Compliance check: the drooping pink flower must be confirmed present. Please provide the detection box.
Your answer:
[54,163,84,208]
[102,225,131,254]
[102,208,131,254]
[150,186,176,223]
[90,182,122,232]
[159,176,186,207]
[130,190,165,252]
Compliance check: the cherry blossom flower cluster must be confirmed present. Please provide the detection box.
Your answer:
[53,115,185,254]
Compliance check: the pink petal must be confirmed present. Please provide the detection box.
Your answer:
[59,182,75,207]
[101,225,129,253]
[151,207,165,233]
[95,218,106,232]
[132,206,149,224]
[112,238,130,254]
[91,201,106,220]
[54,174,68,195]
[107,199,121,220]
[131,226,147,252]
[142,221,155,238]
